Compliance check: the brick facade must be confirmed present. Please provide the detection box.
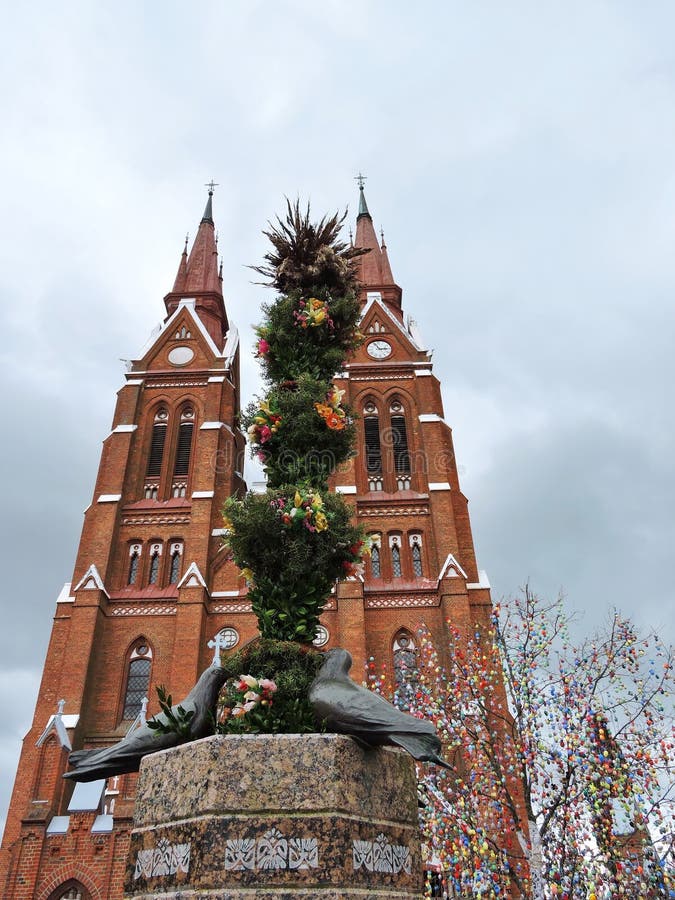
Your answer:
[1,188,507,898]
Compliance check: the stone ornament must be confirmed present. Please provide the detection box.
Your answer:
[134,838,191,879]
[352,833,412,875]
[224,830,319,872]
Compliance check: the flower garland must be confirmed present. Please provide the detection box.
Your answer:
[314,384,348,431]
[293,296,334,330]
[269,489,329,533]
[218,674,279,732]
[246,400,282,450]
[342,539,370,578]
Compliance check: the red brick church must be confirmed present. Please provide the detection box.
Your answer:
[1,185,497,898]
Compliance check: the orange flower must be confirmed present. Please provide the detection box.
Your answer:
[325,412,346,430]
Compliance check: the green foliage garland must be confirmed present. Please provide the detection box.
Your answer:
[224,199,370,644]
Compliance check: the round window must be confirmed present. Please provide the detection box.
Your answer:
[217,627,239,650]
[313,625,329,647]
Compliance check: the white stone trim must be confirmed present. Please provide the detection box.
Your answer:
[467,570,491,590]
[92,814,114,833]
[414,369,432,376]
[208,375,226,383]
[56,582,74,604]
[126,378,144,386]
[211,590,242,598]
[200,421,234,435]
[211,528,228,536]
[336,486,357,495]
[428,482,451,491]
[359,296,424,351]
[418,414,443,423]
[222,324,240,368]
[135,298,227,363]
[438,553,468,581]
[97,494,122,503]
[46,816,70,835]
[68,780,106,812]
[177,561,207,589]
[73,564,109,597]
[112,424,137,433]
[191,490,215,499]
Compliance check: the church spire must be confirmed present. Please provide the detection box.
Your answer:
[164,184,229,348]
[352,177,402,314]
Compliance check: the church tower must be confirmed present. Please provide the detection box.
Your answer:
[0,190,248,898]
[1,183,500,899]
[329,181,493,681]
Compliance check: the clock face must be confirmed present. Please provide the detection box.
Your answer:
[367,339,392,359]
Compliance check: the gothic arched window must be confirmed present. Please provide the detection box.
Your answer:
[363,399,383,490]
[173,408,194,476]
[410,534,423,577]
[390,535,402,578]
[146,408,168,479]
[390,398,411,489]
[48,881,91,900]
[128,543,142,585]
[168,541,183,584]
[370,535,382,579]
[148,542,162,585]
[393,630,418,710]
[122,641,153,720]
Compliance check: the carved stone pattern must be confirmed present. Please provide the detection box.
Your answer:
[350,374,414,381]
[134,838,191,879]
[122,516,191,526]
[359,506,430,518]
[210,602,253,614]
[110,605,177,616]
[257,828,287,870]
[224,833,318,872]
[352,834,411,875]
[365,595,439,609]
[224,838,255,871]
[147,380,208,389]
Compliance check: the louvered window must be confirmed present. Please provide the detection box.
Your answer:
[146,424,167,476]
[390,415,410,474]
[173,423,194,476]
[364,416,382,473]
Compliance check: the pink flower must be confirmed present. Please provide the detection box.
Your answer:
[258,425,272,443]
[243,700,257,713]
[256,337,270,357]
[259,679,277,693]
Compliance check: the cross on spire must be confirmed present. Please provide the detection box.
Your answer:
[354,172,367,189]
[205,180,219,195]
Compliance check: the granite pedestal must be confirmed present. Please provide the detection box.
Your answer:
[124,732,423,898]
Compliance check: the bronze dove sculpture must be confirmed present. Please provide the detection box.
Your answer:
[63,664,227,782]
[309,647,451,768]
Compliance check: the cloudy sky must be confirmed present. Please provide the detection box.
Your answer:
[1,1,674,833]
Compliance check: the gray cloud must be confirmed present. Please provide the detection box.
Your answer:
[2,0,674,834]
